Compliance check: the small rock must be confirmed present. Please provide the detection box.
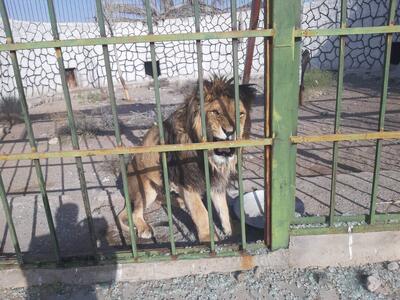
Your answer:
[48,137,59,145]
[366,275,381,292]
[102,176,111,183]
[313,271,329,286]
[234,271,246,282]
[387,261,399,271]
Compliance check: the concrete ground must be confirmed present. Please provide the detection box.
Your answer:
[0,73,399,259]
[0,232,399,299]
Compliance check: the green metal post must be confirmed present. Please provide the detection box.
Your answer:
[329,0,347,226]
[231,0,247,250]
[95,0,138,258]
[270,0,301,250]
[144,0,176,255]
[194,0,215,250]
[46,0,97,255]
[0,0,61,262]
[0,175,23,263]
[369,0,398,224]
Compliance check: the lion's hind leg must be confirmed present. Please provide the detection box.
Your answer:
[127,157,160,240]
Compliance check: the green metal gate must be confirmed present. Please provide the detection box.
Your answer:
[0,0,399,267]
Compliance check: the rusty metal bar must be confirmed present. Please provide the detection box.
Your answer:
[242,0,261,84]
[264,0,272,247]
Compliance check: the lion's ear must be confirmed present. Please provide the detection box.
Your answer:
[202,80,214,101]
[239,84,257,108]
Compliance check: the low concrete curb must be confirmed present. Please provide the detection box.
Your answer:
[1,231,399,289]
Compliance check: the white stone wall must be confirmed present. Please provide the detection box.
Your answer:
[302,0,399,70]
[0,10,264,98]
[0,1,399,98]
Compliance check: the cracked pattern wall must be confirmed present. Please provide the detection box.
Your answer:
[302,0,400,70]
[0,0,399,99]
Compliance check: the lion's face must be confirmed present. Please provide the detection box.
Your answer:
[186,76,255,166]
[188,77,255,166]
[205,95,248,164]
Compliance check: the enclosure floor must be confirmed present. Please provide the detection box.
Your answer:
[1,75,399,257]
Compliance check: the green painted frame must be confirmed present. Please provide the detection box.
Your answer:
[0,0,399,267]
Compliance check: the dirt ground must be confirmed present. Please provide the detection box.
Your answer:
[0,72,399,259]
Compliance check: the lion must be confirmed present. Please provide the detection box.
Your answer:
[119,76,255,242]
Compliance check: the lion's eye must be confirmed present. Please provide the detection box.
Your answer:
[240,112,246,117]
[212,110,221,116]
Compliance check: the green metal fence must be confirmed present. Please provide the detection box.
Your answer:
[0,0,399,267]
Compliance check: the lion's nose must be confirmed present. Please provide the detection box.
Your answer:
[222,128,234,139]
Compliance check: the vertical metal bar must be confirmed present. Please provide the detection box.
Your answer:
[242,0,261,84]
[0,175,23,264]
[144,0,176,255]
[0,0,61,262]
[95,0,138,258]
[270,0,301,250]
[231,0,247,250]
[46,0,98,255]
[369,0,398,224]
[194,0,215,250]
[264,0,272,247]
[329,0,347,226]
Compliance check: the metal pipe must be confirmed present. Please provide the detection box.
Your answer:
[369,0,398,224]
[144,0,176,255]
[46,0,98,255]
[263,0,272,248]
[231,0,247,250]
[291,131,400,144]
[95,0,138,258]
[0,139,273,162]
[0,0,61,263]
[329,0,347,226]
[194,0,215,250]
[0,175,23,263]
[0,29,275,52]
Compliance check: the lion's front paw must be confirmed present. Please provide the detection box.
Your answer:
[137,225,153,239]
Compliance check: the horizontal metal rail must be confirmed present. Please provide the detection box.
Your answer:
[292,213,400,225]
[291,222,400,236]
[0,29,274,52]
[1,25,400,53]
[0,243,266,268]
[0,138,272,161]
[291,131,400,144]
[295,25,400,37]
